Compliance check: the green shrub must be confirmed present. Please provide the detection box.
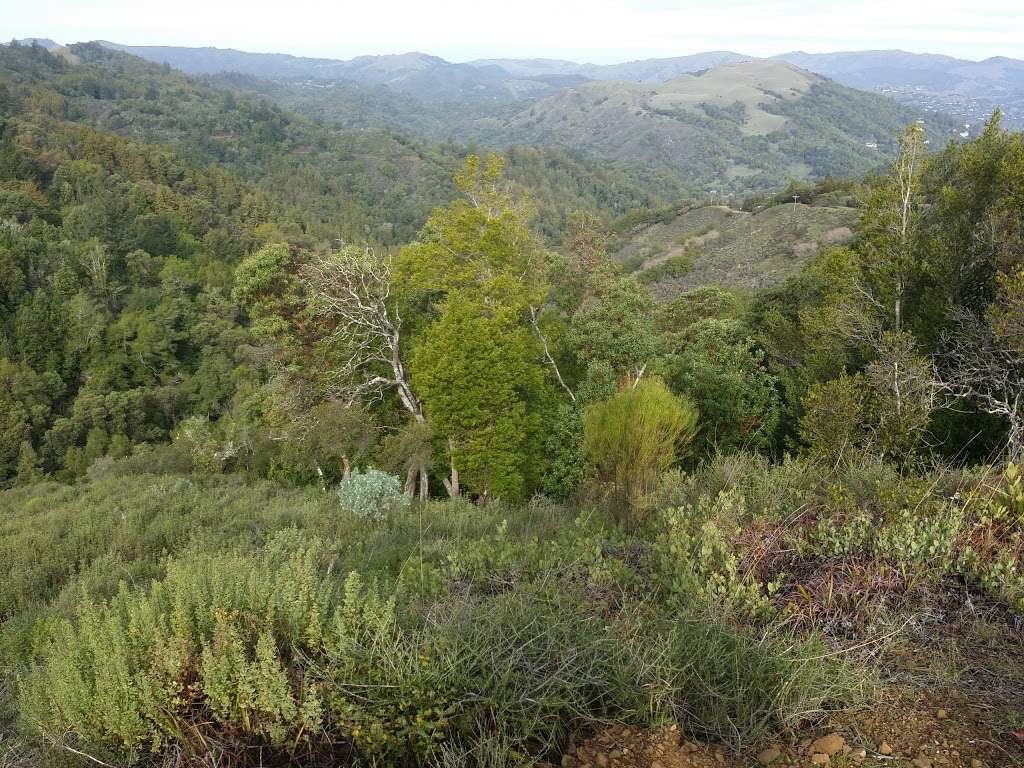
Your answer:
[653,490,776,621]
[19,531,333,763]
[583,379,698,521]
[16,529,858,765]
[336,467,411,520]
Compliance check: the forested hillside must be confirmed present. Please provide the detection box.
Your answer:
[1,37,1024,768]
[67,40,968,198]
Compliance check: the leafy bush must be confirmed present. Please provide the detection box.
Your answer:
[654,490,776,621]
[583,379,698,521]
[337,467,411,520]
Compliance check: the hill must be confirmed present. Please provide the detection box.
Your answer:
[774,49,1024,126]
[612,200,859,295]
[96,41,567,104]
[469,51,750,82]
[0,42,663,242]
[487,60,959,197]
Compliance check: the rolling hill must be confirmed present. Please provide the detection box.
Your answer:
[485,60,958,197]
[0,41,665,242]
[95,42,570,104]
[612,199,859,295]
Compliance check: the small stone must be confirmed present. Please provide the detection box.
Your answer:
[684,741,699,753]
[810,753,830,766]
[651,761,665,768]
[561,756,577,768]
[669,724,678,732]
[879,742,893,755]
[757,746,782,765]
[937,708,948,720]
[811,734,846,757]
[595,754,609,768]
[609,750,622,760]
[913,757,932,768]
[971,761,983,768]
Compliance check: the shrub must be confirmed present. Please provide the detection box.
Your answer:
[336,467,411,520]
[653,490,775,621]
[17,531,858,766]
[583,379,698,521]
[18,532,334,764]
[799,373,867,463]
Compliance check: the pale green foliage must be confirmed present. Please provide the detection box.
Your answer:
[336,467,411,520]
[583,379,698,517]
[171,415,238,473]
[863,331,939,459]
[19,532,332,762]
[654,490,775,621]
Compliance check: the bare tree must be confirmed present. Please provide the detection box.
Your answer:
[301,247,432,494]
[302,247,422,419]
[942,308,1024,460]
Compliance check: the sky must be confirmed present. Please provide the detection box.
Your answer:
[8,0,1024,62]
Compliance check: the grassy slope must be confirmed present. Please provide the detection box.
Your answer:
[613,202,859,294]
[490,61,959,196]
[1,453,1022,767]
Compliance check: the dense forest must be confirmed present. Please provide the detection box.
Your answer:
[1,39,1023,768]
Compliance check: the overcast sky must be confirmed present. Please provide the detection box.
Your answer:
[9,0,1024,62]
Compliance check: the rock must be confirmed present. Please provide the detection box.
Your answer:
[595,754,609,768]
[810,734,846,756]
[937,708,948,720]
[757,746,783,765]
[683,742,699,753]
[651,761,665,768]
[971,761,983,768]
[609,750,622,760]
[810,753,830,765]
[561,757,577,768]
[879,742,893,755]
[852,748,867,763]
[912,757,932,768]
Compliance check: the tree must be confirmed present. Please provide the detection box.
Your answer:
[799,373,867,464]
[301,247,422,421]
[942,273,1024,460]
[396,155,552,499]
[859,123,926,334]
[583,379,698,521]
[863,331,945,459]
[567,269,659,394]
[669,319,780,454]
[410,283,545,501]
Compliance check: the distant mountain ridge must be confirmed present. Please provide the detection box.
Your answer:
[13,39,1021,123]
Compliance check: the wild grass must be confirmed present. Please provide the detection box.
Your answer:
[0,463,871,767]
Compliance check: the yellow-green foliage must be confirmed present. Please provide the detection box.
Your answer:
[583,379,698,518]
